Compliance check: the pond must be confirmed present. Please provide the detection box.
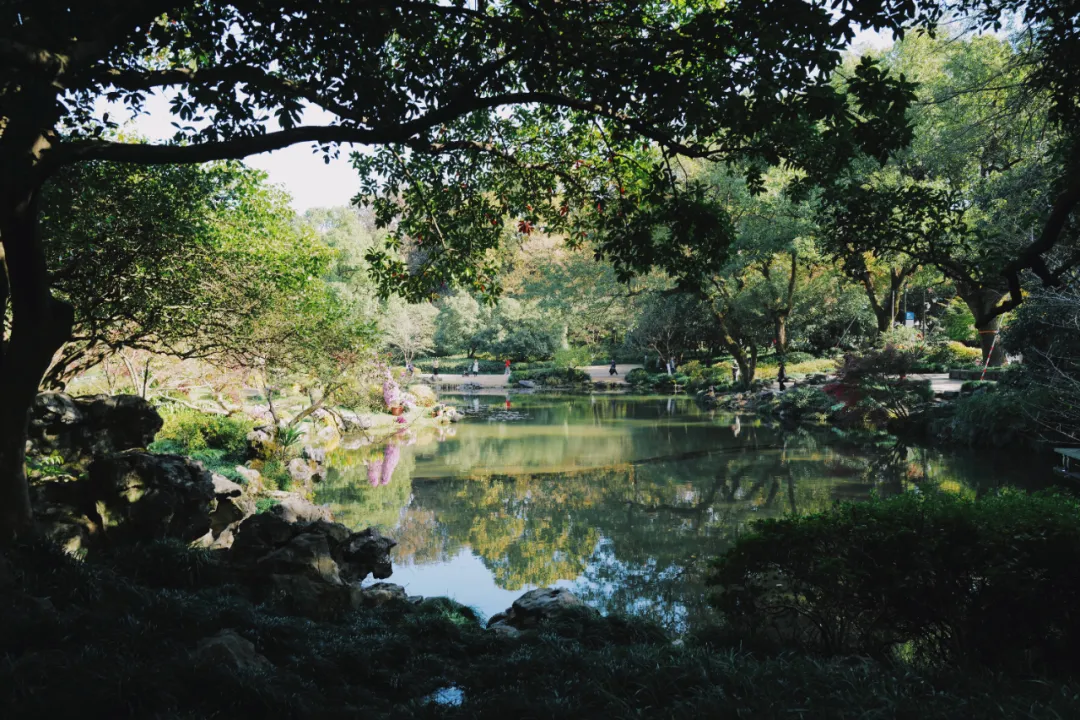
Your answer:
[316,393,1057,632]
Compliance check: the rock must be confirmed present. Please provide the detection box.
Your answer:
[352,582,407,608]
[30,479,98,554]
[193,630,273,674]
[267,574,350,617]
[517,380,537,388]
[315,425,340,447]
[486,587,595,631]
[209,492,256,540]
[212,473,243,498]
[271,496,333,524]
[234,464,262,486]
[245,430,276,460]
[302,446,327,464]
[28,393,162,465]
[230,512,296,564]
[806,373,828,385]
[338,411,372,431]
[335,527,396,581]
[88,451,216,543]
[287,457,316,483]
[257,532,342,584]
[488,623,522,638]
[229,511,397,616]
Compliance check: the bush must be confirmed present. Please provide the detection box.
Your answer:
[933,386,1034,447]
[775,386,838,423]
[626,367,653,388]
[438,359,506,374]
[406,384,438,407]
[827,347,934,427]
[509,367,591,386]
[877,325,926,353]
[926,341,981,367]
[552,346,593,369]
[708,491,1080,673]
[152,407,253,456]
[3,538,1080,719]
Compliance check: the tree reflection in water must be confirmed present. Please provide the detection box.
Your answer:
[316,395,1051,631]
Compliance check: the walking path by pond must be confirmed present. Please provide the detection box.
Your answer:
[317,394,1053,632]
[421,364,642,387]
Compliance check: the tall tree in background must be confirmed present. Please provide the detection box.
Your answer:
[0,0,926,536]
[821,30,1078,364]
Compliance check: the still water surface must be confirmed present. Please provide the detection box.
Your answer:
[316,393,1054,631]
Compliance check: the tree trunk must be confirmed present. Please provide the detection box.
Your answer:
[0,183,74,540]
[775,314,788,389]
[731,344,756,389]
[976,314,1005,367]
[959,287,1008,367]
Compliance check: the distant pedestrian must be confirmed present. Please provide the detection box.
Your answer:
[609,360,618,376]
[731,360,739,383]
[472,359,479,376]
[406,360,414,378]
[504,359,512,376]
[432,358,440,379]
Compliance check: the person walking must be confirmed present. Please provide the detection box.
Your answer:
[731,359,739,384]
[472,358,479,377]
[609,360,618,376]
[504,358,512,376]
[432,357,440,380]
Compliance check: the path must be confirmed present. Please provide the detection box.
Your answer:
[413,364,643,388]
[910,373,967,395]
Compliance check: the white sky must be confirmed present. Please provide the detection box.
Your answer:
[117,29,894,213]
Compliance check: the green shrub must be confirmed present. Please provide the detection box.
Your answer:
[552,346,593,369]
[255,496,281,514]
[935,386,1034,447]
[775,386,838,423]
[3,538,1080,719]
[509,367,591,386]
[260,458,293,491]
[927,341,982,367]
[153,407,253,455]
[708,491,1080,673]
[828,347,935,427]
[626,367,653,388]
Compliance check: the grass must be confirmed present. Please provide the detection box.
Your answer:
[1,539,1077,719]
[147,438,247,483]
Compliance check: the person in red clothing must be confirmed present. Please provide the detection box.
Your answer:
[504,358,511,376]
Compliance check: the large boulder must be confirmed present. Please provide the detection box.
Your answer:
[192,630,274,674]
[487,587,596,632]
[271,495,333,524]
[206,474,256,547]
[229,511,397,617]
[88,451,216,543]
[231,512,395,582]
[28,393,162,465]
[257,532,342,584]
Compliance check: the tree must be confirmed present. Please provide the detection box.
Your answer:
[433,293,482,357]
[382,301,438,365]
[820,32,1075,364]
[626,292,710,370]
[39,159,330,388]
[0,0,927,537]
